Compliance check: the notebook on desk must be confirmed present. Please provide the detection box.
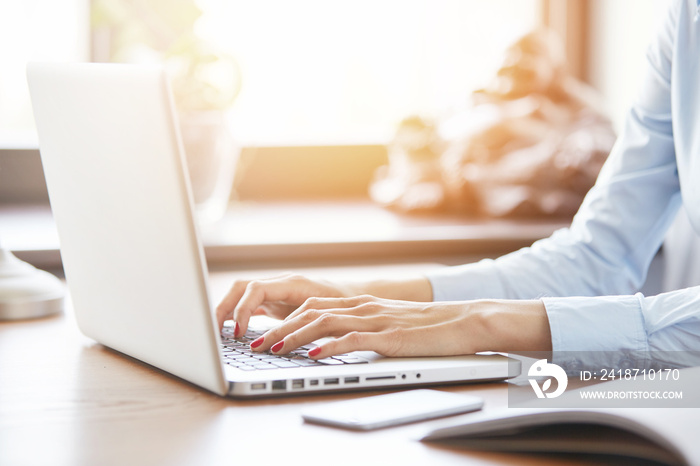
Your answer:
[26,62,519,397]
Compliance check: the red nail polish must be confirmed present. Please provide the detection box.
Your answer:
[271,341,284,353]
[250,336,264,349]
[308,347,321,358]
[234,322,240,337]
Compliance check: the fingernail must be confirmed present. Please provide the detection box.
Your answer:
[234,322,240,337]
[250,336,264,349]
[271,341,284,353]
[308,347,321,358]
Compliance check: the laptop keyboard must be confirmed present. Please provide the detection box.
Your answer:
[220,327,368,371]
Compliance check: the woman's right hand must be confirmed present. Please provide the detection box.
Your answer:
[215,274,354,336]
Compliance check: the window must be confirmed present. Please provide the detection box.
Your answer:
[0,0,89,148]
[196,0,540,145]
[0,0,540,148]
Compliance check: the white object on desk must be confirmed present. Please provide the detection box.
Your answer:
[0,247,64,320]
[302,389,484,430]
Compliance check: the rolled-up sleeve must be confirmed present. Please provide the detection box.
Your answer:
[543,294,648,353]
[427,0,699,354]
[544,285,700,354]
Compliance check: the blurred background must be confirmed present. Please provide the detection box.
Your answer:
[0,0,672,269]
[0,0,668,146]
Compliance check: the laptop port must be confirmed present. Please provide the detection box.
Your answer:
[366,375,396,381]
[251,383,266,391]
[344,376,360,384]
[292,379,304,389]
[309,380,319,386]
[324,378,339,385]
[271,380,286,390]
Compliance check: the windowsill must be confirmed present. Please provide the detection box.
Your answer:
[1,199,569,270]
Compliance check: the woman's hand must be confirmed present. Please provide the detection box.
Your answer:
[215,273,434,337]
[247,295,552,359]
[216,274,353,336]
[216,273,551,357]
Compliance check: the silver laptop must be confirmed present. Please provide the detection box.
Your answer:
[27,62,519,397]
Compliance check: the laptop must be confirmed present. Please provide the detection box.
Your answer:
[27,62,520,397]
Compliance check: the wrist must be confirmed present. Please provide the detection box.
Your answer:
[471,299,552,352]
[344,277,433,302]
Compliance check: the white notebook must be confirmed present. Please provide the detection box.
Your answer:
[421,365,700,465]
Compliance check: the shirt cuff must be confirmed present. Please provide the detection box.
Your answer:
[543,294,649,353]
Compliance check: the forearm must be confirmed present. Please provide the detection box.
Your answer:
[345,276,433,302]
[345,280,552,352]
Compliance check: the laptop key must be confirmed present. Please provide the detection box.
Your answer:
[333,356,368,364]
[317,358,344,365]
[270,360,299,369]
[291,359,324,367]
[228,343,249,349]
[252,364,277,370]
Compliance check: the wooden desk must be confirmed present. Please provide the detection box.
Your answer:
[1,267,598,466]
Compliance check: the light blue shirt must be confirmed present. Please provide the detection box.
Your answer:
[427,0,700,356]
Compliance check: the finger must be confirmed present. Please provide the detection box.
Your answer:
[250,308,330,352]
[216,274,298,330]
[255,296,393,352]
[232,277,308,337]
[308,319,469,358]
[307,331,391,359]
[216,280,251,331]
[255,311,375,353]
[285,295,375,322]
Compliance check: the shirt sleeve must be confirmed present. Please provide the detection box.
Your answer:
[546,285,700,354]
[427,0,692,354]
